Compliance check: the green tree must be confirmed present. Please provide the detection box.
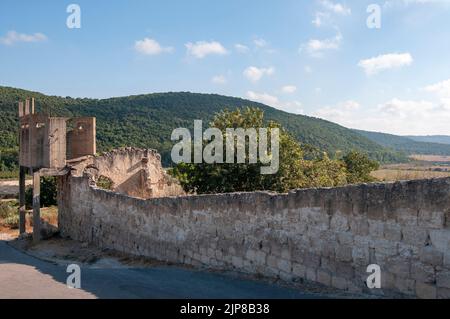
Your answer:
[343,150,380,184]
[170,107,354,194]
[25,176,57,208]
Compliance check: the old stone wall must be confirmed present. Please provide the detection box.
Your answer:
[58,174,450,298]
[68,148,184,198]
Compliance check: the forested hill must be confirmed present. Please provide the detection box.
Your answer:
[405,135,450,145]
[354,130,450,156]
[0,86,405,166]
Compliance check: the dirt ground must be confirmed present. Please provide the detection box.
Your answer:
[10,236,172,269]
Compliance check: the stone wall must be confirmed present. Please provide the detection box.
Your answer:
[68,148,184,199]
[58,174,450,298]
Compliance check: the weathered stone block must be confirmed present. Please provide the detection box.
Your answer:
[420,247,444,267]
[349,218,369,236]
[396,208,418,226]
[331,276,348,290]
[385,257,411,278]
[336,245,353,262]
[418,210,444,229]
[292,263,306,278]
[317,270,332,286]
[436,272,450,289]
[277,259,292,273]
[337,232,353,246]
[330,214,349,232]
[402,227,428,246]
[411,262,435,284]
[416,282,437,299]
[306,268,317,282]
[429,230,450,253]
[437,287,450,299]
[394,277,415,295]
[384,223,402,242]
[381,271,396,290]
[368,220,384,238]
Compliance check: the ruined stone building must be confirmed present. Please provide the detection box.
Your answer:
[18,99,450,299]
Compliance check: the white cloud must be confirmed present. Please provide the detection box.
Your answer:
[234,43,249,53]
[253,38,268,48]
[384,0,450,8]
[303,32,342,57]
[281,85,297,94]
[358,53,413,75]
[312,12,331,27]
[243,66,275,83]
[246,91,304,114]
[0,31,47,46]
[313,98,450,135]
[212,75,227,85]
[314,100,360,121]
[319,0,352,15]
[185,41,228,58]
[246,91,280,106]
[135,38,173,55]
[378,98,434,117]
[424,79,450,97]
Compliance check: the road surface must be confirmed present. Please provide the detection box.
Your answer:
[0,240,325,299]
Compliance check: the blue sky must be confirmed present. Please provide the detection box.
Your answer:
[1,0,450,135]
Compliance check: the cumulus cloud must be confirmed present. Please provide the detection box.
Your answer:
[314,100,360,121]
[424,79,450,97]
[246,91,280,106]
[135,38,174,55]
[0,31,47,46]
[281,85,297,94]
[234,43,249,53]
[212,75,227,85]
[384,0,450,8]
[243,66,275,83]
[312,12,331,27]
[313,98,450,135]
[319,0,352,15]
[246,91,304,114]
[185,41,228,58]
[253,38,268,48]
[302,32,342,57]
[358,53,413,75]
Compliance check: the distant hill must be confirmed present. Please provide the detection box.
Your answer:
[405,135,450,145]
[354,130,450,156]
[0,86,406,168]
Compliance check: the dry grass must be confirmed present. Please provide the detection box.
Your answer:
[410,154,450,162]
[371,169,450,182]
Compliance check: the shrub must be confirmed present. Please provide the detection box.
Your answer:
[25,177,57,208]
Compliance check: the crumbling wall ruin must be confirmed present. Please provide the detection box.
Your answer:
[68,148,184,199]
[58,151,450,299]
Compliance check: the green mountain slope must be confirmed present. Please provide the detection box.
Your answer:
[405,135,450,145]
[354,130,450,156]
[0,86,406,167]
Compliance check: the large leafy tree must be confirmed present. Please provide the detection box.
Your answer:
[170,107,367,194]
[343,150,380,184]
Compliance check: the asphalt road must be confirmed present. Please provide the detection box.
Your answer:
[0,240,324,299]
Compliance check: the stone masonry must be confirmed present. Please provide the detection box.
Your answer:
[58,149,450,298]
